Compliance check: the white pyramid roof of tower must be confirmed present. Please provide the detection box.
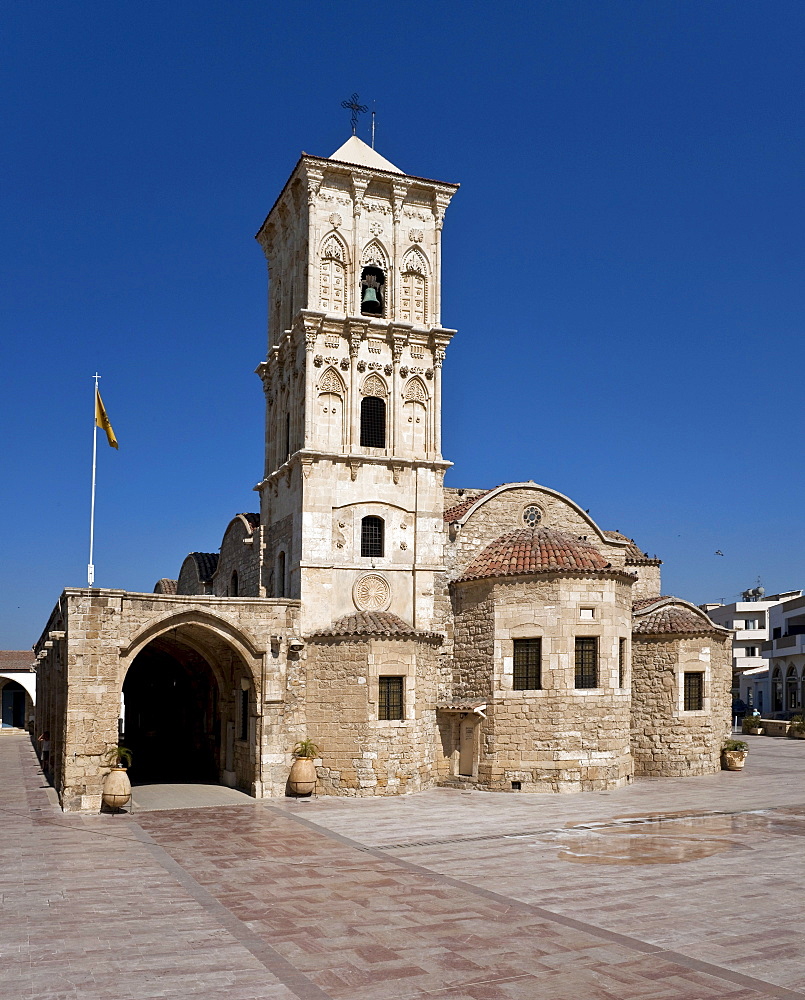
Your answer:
[328,135,403,174]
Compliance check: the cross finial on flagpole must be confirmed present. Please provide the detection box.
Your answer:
[341,93,368,136]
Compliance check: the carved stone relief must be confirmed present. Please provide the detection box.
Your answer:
[353,574,391,612]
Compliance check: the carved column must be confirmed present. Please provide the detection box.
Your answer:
[391,182,409,320]
[433,346,446,458]
[392,333,405,458]
[303,325,318,450]
[349,324,364,452]
[350,174,369,314]
[304,164,324,312]
[432,191,451,327]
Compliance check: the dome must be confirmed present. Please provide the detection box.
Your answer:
[458,528,611,582]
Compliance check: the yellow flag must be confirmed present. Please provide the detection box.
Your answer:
[95,388,118,449]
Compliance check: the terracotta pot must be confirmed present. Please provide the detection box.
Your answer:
[288,756,317,796]
[102,767,132,809]
[747,727,763,735]
[721,750,748,771]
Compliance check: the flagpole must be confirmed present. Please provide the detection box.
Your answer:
[88,373,99,587]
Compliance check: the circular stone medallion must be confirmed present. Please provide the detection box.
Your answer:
[353,573,391,612]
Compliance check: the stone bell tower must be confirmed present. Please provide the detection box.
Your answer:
[255,136,459,634]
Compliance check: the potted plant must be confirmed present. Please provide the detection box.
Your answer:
[721,739,749,771]
[288,738,319,796]
[101,745,133,811]
[788,715,805,739]
[742,716,764,735]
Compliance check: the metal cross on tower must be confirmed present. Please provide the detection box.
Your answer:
[341,93,368,136]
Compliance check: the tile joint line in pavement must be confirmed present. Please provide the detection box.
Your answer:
[126,822,333,1000]
[262,802,805,1000]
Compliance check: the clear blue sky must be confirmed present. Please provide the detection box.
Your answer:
[2,1,804,648]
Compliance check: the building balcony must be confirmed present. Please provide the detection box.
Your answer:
[765,634,805,658]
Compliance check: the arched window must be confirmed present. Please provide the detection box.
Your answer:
[361,516,384,558]
[400,248,429,324]
[276,551,286,598]
[772,667,783,713]
[786,665,800,711]
[402,377,428,453]
[318,367,345,452]
[320,235,347,314]
[360,265,385,315]
[360,396,386,448]
[230,571,239,597]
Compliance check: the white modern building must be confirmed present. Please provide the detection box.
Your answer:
[702,589,801,715]
[764,594,805,717]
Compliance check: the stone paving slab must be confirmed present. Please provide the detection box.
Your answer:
[2,733,804,1000]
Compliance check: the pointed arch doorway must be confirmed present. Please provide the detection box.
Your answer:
[121,621,258,793]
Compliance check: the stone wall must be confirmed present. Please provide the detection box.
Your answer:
[213,516,261,598]
[450,573,634,792]
[629,562,662,602]
[444,486,631,582]
[303,635,443,795]
[34,589,301,811]
[631,633,732,776]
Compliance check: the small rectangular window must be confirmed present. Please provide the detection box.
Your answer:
[773,627,782,639]
[684,672,704,711]
[379,677,403,721]
[513,638,541,690]
[579,608,595,620]
[575,637,598,688]
[745,646,757,657]
[618,638,626,688]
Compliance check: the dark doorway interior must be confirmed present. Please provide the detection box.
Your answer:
[122,644,220,785]
[1,681,26,728]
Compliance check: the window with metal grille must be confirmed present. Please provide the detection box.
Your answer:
[361,516,384,558]
[575,637,598,688]
[513,638,541,690]
[683,672,704,711]
[379,676,403,720]
[618,637,626,688]
[239,687,249,741]
[360,396,386,447]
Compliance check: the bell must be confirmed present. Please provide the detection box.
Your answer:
[361,285,382,313]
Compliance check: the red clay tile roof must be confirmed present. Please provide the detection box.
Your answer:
[458,528,612,582]
[443,489,493,523]
[632,595,673,611]
[632,598,723,635]
[153,578,178,594]
[312,612,443,643]
[0,651,35,671]
[190,552,219,582]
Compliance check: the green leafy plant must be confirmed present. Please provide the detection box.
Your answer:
[292,739,320,759]
[723,739,748,752]
[788,716,805,735]
[103,745,133,768]
[742,716,763,733]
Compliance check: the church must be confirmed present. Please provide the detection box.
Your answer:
[34,135,732,811]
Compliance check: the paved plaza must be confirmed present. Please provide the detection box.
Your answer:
[2,732,804,1000]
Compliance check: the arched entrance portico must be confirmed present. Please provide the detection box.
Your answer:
[121,617,261,794]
